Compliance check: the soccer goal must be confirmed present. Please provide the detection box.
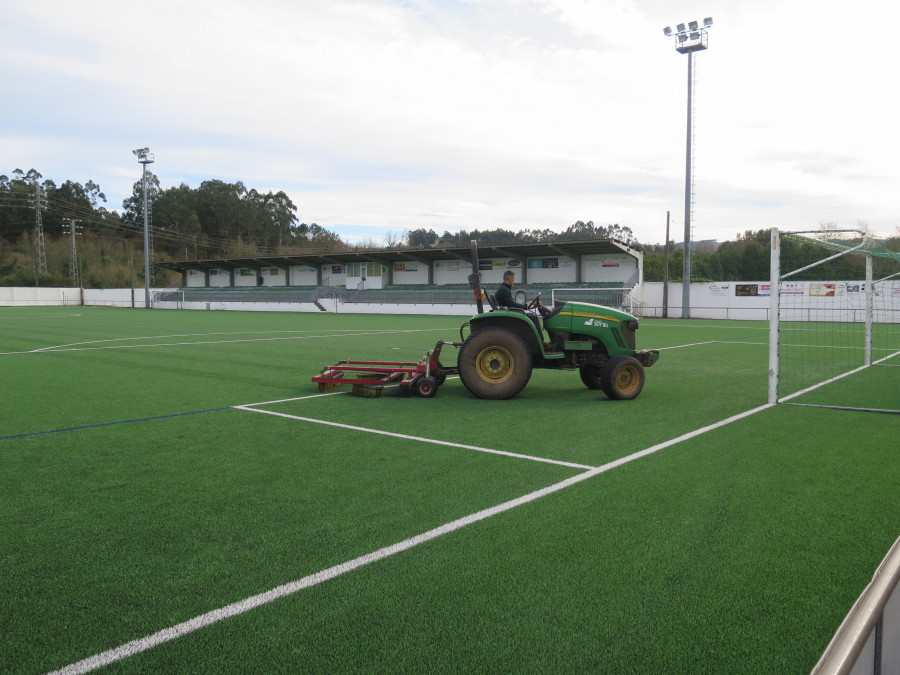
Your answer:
[768,229,900,414]
[151,289,185,309]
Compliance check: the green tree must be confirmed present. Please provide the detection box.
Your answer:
[121,171,162,227]
[406,228,439,248]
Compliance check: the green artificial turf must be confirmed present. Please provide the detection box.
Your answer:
[1,307,897,673]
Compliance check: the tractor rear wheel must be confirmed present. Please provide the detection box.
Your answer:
[458,328,533,400]
[600,355,645,400]
[579,363,602,389]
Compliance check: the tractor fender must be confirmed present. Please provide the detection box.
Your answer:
[469,313,543,356]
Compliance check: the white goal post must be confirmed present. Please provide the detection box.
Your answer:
[768,228,900,414]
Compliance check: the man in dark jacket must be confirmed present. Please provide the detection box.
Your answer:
[495,270,549,345]
[495,270,533,309]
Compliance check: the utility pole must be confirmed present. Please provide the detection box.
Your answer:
[133,147,155,308]
[663,211,670,318]
[64,218,81,287]
[32,183,48,286]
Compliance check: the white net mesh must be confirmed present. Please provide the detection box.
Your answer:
[774,230,900,414]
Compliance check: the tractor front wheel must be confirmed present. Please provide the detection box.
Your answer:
[458,328,533,400]
[600,355,645,400]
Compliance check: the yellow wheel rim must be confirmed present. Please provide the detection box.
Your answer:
[615,365,641,396]
[475,346,514,384]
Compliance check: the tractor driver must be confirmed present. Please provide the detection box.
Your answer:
[496,270,549,344]
[495,270,535,310]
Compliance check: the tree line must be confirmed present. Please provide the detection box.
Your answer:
[401,221,636,249]
[642,229,900,282]
[2,168,896,287]
[0,169,346,287]
[120,174,344,258]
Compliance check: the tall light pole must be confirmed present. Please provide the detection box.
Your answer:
[663,18,712,319]
[133,147,155,308]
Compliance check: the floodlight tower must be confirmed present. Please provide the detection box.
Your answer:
[663,18,712,319]
[133,147,155,308]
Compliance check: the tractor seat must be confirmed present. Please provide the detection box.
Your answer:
[487,292,499,311]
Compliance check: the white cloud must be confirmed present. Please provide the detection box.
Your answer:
[1,0,899,246]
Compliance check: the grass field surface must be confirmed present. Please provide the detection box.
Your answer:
[2,307,898,673]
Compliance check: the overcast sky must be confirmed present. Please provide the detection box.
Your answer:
[2,0,898,246]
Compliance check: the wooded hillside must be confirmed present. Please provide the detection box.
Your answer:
[3,168,896,287]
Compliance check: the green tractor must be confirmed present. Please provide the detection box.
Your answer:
[457,243,659,401]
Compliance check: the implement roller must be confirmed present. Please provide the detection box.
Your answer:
[312,340,461,398]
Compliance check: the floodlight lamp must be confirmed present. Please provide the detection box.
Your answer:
[690,31,700,40]
[132,147,149,157]
[688,20,699,31]
[676,23,686,33]
[663,26,673,36]
[703,17,713,27]
[677,34,688,43]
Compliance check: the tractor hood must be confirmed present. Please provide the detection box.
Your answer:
[544,301,640,350]
[544,301,637,333]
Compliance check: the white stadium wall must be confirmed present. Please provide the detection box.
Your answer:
[524,256,576,283]
[638,282,774,320]
[289,265,318,286]
[207,269,231,287]
[390,261,430,284]
[5,280,895,321]
[321,264,346,287]
[583,253,639,284]
[234,268,258,287]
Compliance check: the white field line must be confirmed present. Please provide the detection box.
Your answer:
[28,329,404,352]
[0,328,452,356]
[233,405,594,470]
[643,322,769,331]
[655,339,767,350]
[0,312,82,320]
[50,401,776,675]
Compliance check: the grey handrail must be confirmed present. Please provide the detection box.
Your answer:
[811,534,900,674]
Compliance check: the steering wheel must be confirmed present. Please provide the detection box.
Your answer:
[527,292,542,309]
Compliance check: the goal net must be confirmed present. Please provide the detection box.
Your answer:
[768,229,900,414]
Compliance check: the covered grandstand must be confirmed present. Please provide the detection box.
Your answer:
[154,239,644,311]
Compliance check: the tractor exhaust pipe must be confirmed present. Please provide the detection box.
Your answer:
[467,239,484,314]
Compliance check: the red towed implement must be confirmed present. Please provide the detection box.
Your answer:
[312,340,460,398]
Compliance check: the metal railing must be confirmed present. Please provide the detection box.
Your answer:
[160,287,323,304]
[341,288,475,305]
[812,534,900,674]
[158,285,641,309]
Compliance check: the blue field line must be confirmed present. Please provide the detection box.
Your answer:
[0,407,233,441]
